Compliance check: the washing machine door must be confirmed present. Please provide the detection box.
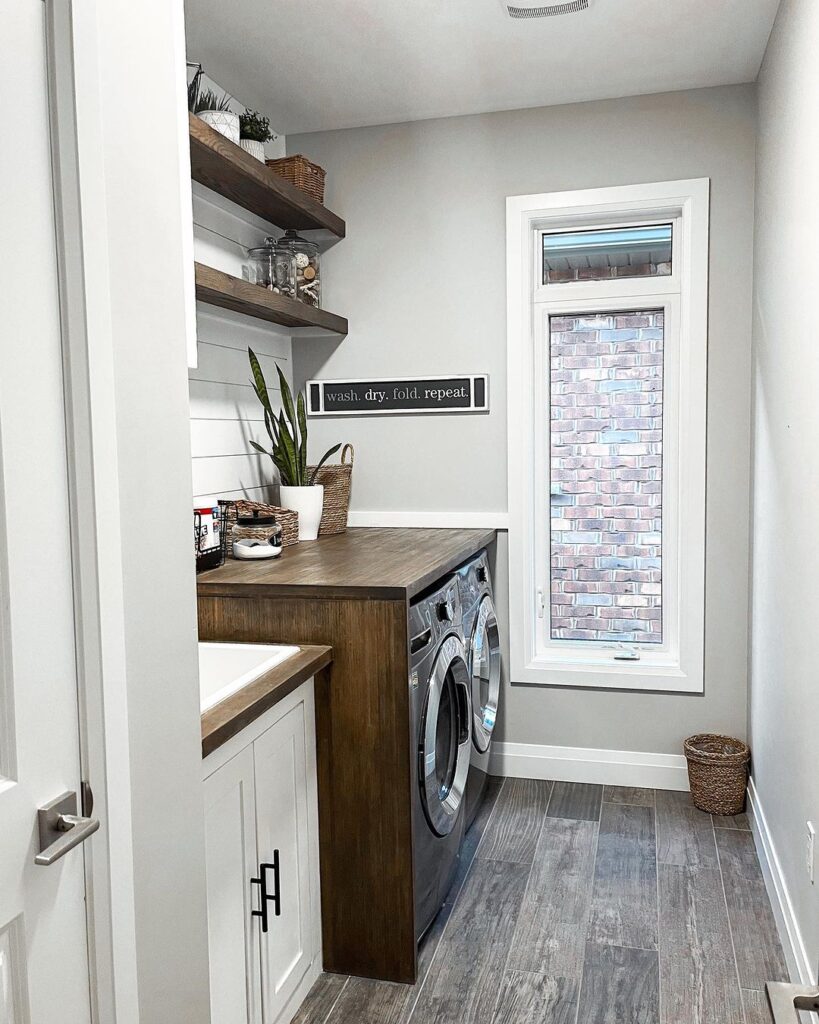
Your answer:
[470,595,501,753]
[420,634,472,837]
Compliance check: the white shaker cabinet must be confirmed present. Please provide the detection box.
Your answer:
[203,680,322,1024]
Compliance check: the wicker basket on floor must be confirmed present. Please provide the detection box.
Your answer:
[265,155,326,203]
[684,734,750,816]
[220,499,299,549]
[309,444,354,536]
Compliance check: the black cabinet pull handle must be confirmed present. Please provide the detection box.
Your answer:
[250,850,281,933]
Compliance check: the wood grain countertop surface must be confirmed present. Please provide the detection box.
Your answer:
[201,643,332,758]
[197,527,497,600]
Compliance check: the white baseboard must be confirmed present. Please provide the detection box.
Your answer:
[346,510,510,530]
[489,741,689,790]
[747,777,813,985]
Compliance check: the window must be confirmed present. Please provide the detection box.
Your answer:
[507,180,708,692]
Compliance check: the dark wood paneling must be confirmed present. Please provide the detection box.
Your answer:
[658,865,743,1024]
[190,113,346,238]
[714,829,789,990]
[195,262,348,335]
[198,527,497,600]
[548,781,604,821]
[201,644,332,757]
[588,802,658,950]
[476,778,552,865]
[577,943,660,1024]
[198,593,416,983]
[656,789,718,868]
[508,817,597,979]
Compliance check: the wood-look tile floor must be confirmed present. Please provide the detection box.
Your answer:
[295,780,788,1024]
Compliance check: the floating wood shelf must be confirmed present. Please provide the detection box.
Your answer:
[189,114,345,239]
[195,263,349,335]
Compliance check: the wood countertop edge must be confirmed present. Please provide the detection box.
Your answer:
[196,528,497,600]
[201,644,332,758]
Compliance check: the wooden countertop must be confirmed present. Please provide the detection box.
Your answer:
[197,527,496,600]
[201,643,332,758]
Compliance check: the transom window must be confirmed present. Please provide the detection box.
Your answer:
[507,180,708,692]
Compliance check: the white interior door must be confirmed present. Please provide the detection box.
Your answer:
[254,704,313,1024]
[0,2,93,1020]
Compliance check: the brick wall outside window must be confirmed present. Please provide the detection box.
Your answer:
[550,310,663,643]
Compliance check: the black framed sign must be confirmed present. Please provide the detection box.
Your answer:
[306,375,489,416]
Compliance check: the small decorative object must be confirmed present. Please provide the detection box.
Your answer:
[247,236,297,297]
[266,155,326,203]
[281,230,321,308]
[310,444,354,535]
[220,500,299,548]
[194,505,226,572]
[193,87,239,144]
[239,109,276,163]
[684,734,750,816]
[247,349,341,541]
[230,511,283,559]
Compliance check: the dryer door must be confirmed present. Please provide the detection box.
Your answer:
[420,634,472,837]
[470,596,501,753]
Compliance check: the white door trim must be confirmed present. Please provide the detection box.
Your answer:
[45,3,140,1021]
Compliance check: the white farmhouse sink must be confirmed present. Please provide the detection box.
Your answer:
[198,642,300,712]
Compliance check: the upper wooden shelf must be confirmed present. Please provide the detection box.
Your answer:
[195,263,349,336]
[189,113,346,239]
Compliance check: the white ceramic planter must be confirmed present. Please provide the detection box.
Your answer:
[199,110,240,144]
[240,138,265,162]
[280,485,324,541]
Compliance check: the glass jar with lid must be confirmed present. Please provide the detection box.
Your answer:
[247,236,297,299]
[282,229,321,308]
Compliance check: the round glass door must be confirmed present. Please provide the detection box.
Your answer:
[420,634,472,837]
[470,596,501,753]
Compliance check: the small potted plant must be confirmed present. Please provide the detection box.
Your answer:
[191,85,239,144]
[239,109,276,162]
[248,348,340,540]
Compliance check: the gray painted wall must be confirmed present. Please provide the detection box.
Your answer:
[750,0,819,980]
[292,85,757,757]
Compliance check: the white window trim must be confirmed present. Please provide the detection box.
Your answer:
[506,179,709,693]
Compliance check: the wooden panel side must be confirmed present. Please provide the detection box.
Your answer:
[198,594,416,984]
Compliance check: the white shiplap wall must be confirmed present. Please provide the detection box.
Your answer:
[190,182,290,506]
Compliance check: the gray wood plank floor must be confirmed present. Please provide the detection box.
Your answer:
[298,780,786,1024]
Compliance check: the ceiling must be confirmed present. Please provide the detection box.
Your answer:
[184,0,780,136]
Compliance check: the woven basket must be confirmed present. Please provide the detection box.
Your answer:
[220,499,299,549]
[309,444,354,536]
[266,155,326,203]
[684,734,750,816]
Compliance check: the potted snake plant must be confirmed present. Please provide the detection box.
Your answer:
[248,348,340,540]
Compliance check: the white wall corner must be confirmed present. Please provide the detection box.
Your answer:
[747,777,813,985]
[489,741,690,790]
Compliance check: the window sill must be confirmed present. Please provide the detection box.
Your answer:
[512,654,703,693]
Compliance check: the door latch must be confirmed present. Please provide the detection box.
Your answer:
[35,790,100,866]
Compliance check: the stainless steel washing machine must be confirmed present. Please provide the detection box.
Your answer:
[458,551,501,830]
[409,575,472,940]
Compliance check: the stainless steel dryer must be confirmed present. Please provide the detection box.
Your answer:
[409,575,472,940]
[458,551,502,829]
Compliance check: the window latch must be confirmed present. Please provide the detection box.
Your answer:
[614,645,640,661]
[537,588,545,619]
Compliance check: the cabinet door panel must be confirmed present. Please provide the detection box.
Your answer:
[204,746,261,1024]
[254,702,313,1023]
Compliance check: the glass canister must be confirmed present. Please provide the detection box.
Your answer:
[247,235,297,299]
[282,229,321,308]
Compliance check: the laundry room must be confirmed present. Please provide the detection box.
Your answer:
[5,1,819,1023]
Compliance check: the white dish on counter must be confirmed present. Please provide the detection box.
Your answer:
[198,642,300,712]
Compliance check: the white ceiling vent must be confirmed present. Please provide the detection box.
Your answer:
[501,0,590,17]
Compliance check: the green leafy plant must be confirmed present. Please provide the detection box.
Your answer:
[192,87,233,115]
[248,348,341,487]
[240,109,275,143]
